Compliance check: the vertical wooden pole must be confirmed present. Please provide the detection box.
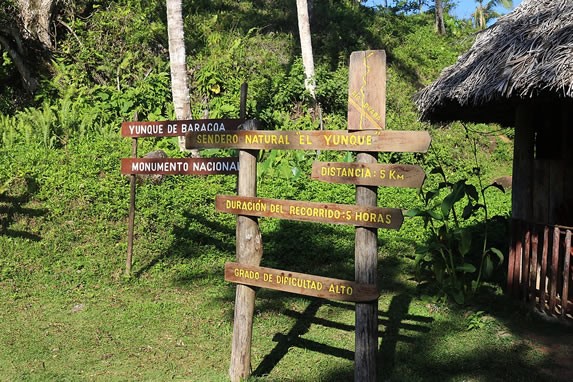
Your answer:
[549,226,560,314]
[507,219,517,295]
[513,220,523,298]
[355,151,378,382]
[530,226,539,307]
[126,136,138,276]
[540,226,549,311]
[561,229,571,318]
[347,50,385,382]
[229,84,263,382]
[522,227,531,302]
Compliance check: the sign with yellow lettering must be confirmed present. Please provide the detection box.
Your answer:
[311,161,425,188]
[120,157,239,175]
[121,118,244,138]
[347,50,386,131]
[186,130,431,153]
[225,262,379,302]
[215,195,403,230]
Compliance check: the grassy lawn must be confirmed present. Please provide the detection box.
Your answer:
[0,137,571,381]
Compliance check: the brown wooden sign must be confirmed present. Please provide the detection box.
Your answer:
[348,50,386,131]
[120,157,239,175]
[186,130,430,153]
[215,195,403,230]
[121,118,244,137]
[311,161,425,188]
[225,262,379,302]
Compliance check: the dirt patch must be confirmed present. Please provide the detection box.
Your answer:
[521,327,573,382]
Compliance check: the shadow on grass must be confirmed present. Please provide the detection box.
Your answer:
[133,210,236,278]
[253,293,433,380]
[0,176,46,241]
[158,206,567,380]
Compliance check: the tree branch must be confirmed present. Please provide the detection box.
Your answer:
[0,33,38,93]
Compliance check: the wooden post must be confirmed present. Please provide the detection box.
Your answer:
[507,219,517,295]
[354,152,378,382]
[229,119,262,382]
[540,225,549,311]
[549,226,560,314]
[348,50,385,382]
[561,229,571,318]
[522,227,531,302]
[126,136,138,275]
[530,226,539,307]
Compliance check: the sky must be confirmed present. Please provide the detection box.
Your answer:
[364,1,522,20]
[451,0,522,20]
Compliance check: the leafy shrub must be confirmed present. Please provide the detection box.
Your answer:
[406,166,506,304]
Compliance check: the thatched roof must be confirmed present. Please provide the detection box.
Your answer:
[415,0,573,126]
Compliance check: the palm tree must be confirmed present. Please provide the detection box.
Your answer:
[166,0,196,153]
[296,0,316,101]
[473,0,513,30]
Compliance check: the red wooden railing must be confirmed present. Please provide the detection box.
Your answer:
[508,219,572,320]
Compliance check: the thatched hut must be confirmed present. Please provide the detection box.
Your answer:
[415,0,572,320]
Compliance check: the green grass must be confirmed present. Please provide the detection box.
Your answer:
[0,134,571,381]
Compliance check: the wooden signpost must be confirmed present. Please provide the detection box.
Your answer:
[225,262,379,302]
[311,161,425,188]
[215,195,403,230]
[120,157,239,175]
[121,118,244,137]
[184,51,429,382]
[120,86,249,275]
[186,129,430,153]
[347,50,386,131]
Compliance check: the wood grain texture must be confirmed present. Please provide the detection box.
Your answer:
[121,118,243,137]
[347,50,386,131]
[186,130,431,153]
[216,195,403,230]
[120,157,238,175]
[225,262,379,302]
[311,161,425,188]
[229,121,262,382]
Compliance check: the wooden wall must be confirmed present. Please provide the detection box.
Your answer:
[512,102,573,226]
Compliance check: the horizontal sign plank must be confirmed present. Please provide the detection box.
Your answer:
[311,161,425,188]
[215,195,403,230]
[225,262,379,302]
[186,130,431,153]
[120,157,239,175]
[121,118,244,137]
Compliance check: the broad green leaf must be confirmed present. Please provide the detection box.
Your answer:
[462,202,473,219]
[465,184,478,201]
[488,247,504,263]
[405,208,425,218]
[452,290,465,304]
[456,263,476,273]
[483,256,494,278]
[484,182,506,193]
[428,210,444,221]
[458,230,472,256]
[441,181,465,218]
[424,189,439,204]
[430,166,445,177]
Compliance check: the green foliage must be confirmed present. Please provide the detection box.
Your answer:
[465,310,488,331]
[406,164,506,304]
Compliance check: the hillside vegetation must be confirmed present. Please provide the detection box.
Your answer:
[2,1,566,381]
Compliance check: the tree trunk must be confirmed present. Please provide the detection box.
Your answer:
[17,0,56,49]
[435,0,446,35]
[296,0,316,100]
[166,0,197,154]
